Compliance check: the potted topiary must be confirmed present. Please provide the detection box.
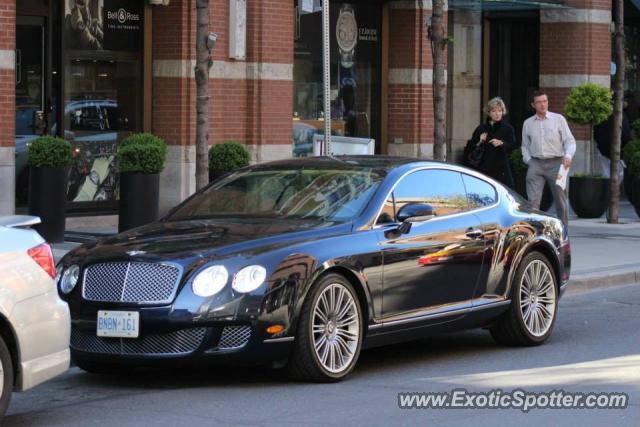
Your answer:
[625,146,640,217]
[27,136,72,243]
[208,141,250,182]
[117,133,167,232]
[509,147,553,211]
[564,83,613,218]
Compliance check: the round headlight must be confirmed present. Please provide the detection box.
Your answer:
[192,265,228,297]
[60,264,80,294]
[232,265,267,293]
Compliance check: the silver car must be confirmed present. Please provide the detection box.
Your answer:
[0,216,70,417]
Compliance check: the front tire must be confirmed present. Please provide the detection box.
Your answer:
[0,336,14,417]
[287,273,363,382]
[490,251,558,346]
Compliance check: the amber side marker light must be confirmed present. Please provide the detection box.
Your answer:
[266,325,284,334]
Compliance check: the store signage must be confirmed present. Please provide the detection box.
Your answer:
[103,0,143,51]
[359,27,377,42]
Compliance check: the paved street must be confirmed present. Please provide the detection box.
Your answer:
[5,284,639,427]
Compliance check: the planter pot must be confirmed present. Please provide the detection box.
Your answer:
[513,171,553,211]
[632,175,640,218]
[569,176,611,218]
[28,166,70,243]
[209,170,229,183]
[119,172,160,233]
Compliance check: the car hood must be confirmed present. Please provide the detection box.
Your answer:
[66,218,352,263]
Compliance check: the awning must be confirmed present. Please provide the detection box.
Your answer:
[448,0,569,11]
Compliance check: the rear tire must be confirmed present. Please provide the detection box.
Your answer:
[287,273,363,382]
[490,251,558,346]
[0,336,14,417]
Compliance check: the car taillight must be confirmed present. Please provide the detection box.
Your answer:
[27,243,56,279]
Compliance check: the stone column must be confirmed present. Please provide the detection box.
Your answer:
[0,0,16,215]
[539,0,612,173]
[152,0,294,213]
[387,0,447,159]
[152,1,197,213]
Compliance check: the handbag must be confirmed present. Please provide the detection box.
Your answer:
[465,139,485,168]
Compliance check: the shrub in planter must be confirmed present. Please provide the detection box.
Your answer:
[208,141,250,182]
[564,83,613,218]
[27,136,72,243]
[117,133,167,232]
[509,148,553,211]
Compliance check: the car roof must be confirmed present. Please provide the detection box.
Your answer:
[250,156,442,172]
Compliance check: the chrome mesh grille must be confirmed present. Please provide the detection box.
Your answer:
[218,326,251,350]
[70,327,207,356]
[83,262,181,304]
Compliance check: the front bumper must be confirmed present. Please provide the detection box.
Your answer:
[69,305,294,367]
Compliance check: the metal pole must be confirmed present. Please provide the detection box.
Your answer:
[322,0,331,155]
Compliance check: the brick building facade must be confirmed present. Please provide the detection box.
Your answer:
[0,0,627,216]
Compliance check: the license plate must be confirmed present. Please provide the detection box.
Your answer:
[97,311,139,338]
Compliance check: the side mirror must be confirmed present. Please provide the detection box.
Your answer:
[397,203,436,223]
[385,203,436,237]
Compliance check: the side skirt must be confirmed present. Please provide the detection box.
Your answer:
[362,300,511,350]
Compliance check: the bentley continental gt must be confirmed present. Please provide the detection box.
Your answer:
[57,156,570,382]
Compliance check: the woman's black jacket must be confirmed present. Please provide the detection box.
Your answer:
[466,120,516,188]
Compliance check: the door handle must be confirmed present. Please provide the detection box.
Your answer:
[465,228,483,239]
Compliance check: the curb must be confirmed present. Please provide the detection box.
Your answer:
[566,270,640,295]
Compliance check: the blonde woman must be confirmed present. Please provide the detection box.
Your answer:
[465,97,516,188]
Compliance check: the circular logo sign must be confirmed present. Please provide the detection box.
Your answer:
[117,8,127,24]
[336,8,357,54]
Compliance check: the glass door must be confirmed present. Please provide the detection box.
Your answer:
[62,0,144,211]
[485,12,539,144]
[15,17,46,206]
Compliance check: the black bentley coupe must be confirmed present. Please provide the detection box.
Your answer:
[57,156,570,382]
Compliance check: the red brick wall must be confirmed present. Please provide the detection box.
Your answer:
[151,1,194,148]
[0,0,15,148]
[539,0,611,143]
[388,83,433,146]
[387,6,444,149]
[388,8,431,69]
[540,23,611,76]
[209,0,293,146]
[565,0,610,9]
[152,0,293,149]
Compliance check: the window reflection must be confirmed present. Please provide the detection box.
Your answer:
[63,58,140,203]
[386,170,469,220]
[293,2,381,156]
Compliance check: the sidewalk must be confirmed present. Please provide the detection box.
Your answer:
[52,201,640,294]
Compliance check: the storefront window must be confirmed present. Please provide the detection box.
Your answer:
[15,18,45,206]
[293,1,382,156]
[63,0,143,206]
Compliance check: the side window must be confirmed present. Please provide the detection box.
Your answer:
[462,174,498,209]
[382,169,468,221]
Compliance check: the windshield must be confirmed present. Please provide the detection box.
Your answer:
[168,167,384,222]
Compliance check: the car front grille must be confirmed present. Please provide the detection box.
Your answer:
[218,326,251,350]
[70,327,207,356]
[82,262,181,304]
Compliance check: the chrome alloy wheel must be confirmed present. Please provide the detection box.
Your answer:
[311,283,360,374]
[520,259,556,337]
